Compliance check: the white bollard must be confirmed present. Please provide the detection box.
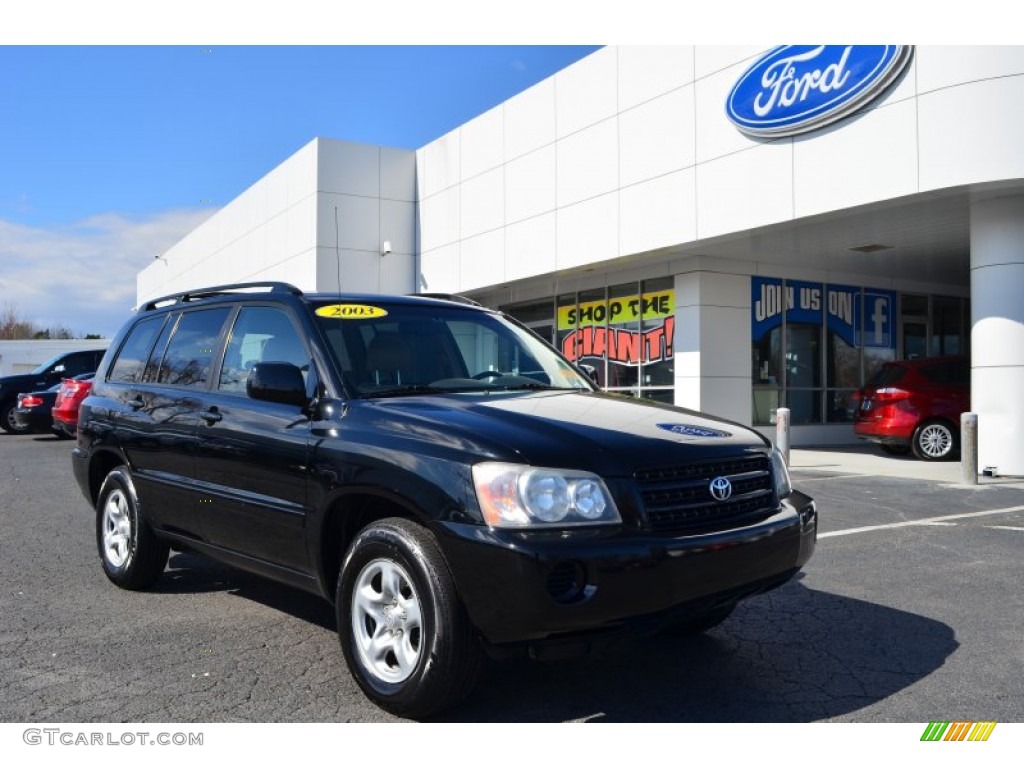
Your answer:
[961,412,978,485]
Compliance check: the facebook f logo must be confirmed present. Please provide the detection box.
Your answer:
[861,290,895,348]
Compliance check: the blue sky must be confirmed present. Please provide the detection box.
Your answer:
[0,45,599,336]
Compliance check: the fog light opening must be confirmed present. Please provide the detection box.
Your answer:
[545,561,589,604]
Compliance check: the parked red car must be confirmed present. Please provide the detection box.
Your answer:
[854,357,970,461]
[51,374,94,437]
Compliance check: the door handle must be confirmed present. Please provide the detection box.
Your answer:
[126,396,145,410]
[200,407,222,425]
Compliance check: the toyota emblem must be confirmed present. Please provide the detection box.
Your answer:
[709,476,733,502]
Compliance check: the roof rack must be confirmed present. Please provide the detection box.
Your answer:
[413,292,483,307]
[140,282,304,312]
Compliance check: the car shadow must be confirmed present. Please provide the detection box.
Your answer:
[436,578,959,723]
[153,556,958,723]
[157,552,336,631]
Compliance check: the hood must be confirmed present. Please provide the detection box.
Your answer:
[353,390,769,478]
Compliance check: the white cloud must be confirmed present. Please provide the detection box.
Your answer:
[0,208,215,337]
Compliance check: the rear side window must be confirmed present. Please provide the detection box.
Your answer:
[60,352,97,377]
[920,360,970,386]
[156,308,231,388]
[108,316,166,383]
[865,364,906,389]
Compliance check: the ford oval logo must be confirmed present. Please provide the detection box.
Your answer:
[726,45,913,138]
[709,476,733,502]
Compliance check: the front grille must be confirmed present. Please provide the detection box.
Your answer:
[635,455,776,533]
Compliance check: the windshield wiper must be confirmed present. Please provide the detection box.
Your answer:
[496,383,584,391]
[363,384,446,398]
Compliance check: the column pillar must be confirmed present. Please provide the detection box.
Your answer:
[970,196,1024,476]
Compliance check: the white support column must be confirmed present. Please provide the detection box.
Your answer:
[672,270,751,425]
[970,196,1024,476]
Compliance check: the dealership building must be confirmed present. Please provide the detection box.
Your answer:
[137,45,1024,474]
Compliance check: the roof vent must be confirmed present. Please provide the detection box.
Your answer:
[847,243,895,253]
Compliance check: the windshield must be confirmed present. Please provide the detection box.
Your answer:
[31,354,66,375]
[313,300,594,398]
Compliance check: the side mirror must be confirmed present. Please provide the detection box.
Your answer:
[247,362,308,407]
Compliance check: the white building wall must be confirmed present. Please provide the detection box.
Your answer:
[138,139,319,303]
[418,46,1024,297]
[137,138,417,304]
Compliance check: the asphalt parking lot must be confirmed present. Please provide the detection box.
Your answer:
[1,433,1022,723]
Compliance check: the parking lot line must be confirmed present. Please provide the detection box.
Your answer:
[819,504,1024,539]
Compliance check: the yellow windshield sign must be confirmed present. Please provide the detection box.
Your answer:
[315,304,389,320]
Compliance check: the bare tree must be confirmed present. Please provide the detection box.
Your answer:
[0,302,82,339]
[0,302,37,340]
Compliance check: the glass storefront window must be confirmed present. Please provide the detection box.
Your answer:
[640,277,675,388]
[786,323,822,425]
[604,283,639,390]
[752,277,964,426]
[503,279,677,402]
[931,296,962,357]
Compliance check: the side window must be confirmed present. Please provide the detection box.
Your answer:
[157,308,231,388]
[62,352,94,377]
[142,313,177,383]
[108,316,166,383]
[218,306,308,394]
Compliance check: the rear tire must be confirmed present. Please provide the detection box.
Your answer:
[96,466,169,589]
[1,400,31,434]
[911,419,958,461]
[337,518,483,719]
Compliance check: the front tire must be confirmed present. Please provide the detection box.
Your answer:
[337,518,483,719]
[912,419,958,461]
[96,466,169,589]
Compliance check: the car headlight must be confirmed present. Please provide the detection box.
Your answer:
[472,462,621,528]
[771,447,793,499]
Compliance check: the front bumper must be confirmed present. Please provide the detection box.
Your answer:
[439,491,816,646]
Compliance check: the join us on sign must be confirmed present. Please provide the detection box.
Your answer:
[750,277,895,349]
[753,283,854,325]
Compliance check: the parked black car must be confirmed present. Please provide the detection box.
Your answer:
[13,382,63,435]
[72,282,816,718]
[1,349,106,434]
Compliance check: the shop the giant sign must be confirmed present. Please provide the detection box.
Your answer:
[752,277,894,348]
[726,45,913,137]
[560,290,674,366]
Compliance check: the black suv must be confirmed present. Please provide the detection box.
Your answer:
[72,282,816,718]
[1,348,106,434]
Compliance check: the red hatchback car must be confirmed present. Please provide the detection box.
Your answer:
[854,356,970,461]
[51,374,94,437]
